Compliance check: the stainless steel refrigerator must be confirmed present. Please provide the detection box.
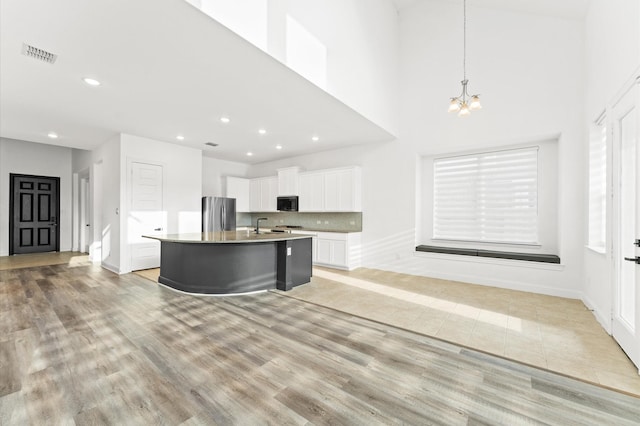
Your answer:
[202,196,236,232]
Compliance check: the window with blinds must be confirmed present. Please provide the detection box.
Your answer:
[433,147,539,245]
[588,121,607,250]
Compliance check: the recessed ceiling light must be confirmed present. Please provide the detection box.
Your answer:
[258,129,266,135]
[247,152,253,156]
[220,117,230,124]
[47,132,58,139]
[275,145,282,150]
[312,136,319,142]
[176,135,185,141]
[83,77,101,86]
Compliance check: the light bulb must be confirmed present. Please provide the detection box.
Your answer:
[448,98,461,113]
[458,102,471,117]
[469,95,482,110]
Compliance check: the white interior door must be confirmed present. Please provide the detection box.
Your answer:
[612,79,640,372]
[80,177,90,253]
[130,162,164,271]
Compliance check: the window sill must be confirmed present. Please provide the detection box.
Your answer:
[585,245,606,255]
[415,245,561,266]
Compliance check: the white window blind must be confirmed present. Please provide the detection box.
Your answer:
[433,147,539,245]
[588,121,607,250]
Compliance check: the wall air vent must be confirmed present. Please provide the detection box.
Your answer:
[22,43,58,64]
[205,142,219,147]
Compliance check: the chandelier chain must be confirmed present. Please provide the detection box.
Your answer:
[448,0,481,115]
[463,0,466,80]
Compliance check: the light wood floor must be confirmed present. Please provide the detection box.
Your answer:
[0,252,88,271]
[1,259,640,424]
[136,265,640,396]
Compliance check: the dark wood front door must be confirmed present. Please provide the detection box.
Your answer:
[9,174,60,255]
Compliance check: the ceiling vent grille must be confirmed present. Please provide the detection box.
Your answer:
[22,43,57,64]
[205,142,219,147]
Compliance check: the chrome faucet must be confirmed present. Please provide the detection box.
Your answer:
[255,217,268,234]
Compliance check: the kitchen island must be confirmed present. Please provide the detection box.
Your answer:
[143,231,313,295]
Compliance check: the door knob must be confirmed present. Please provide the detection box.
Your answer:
[154,228,162,231]
[635,239,640,247]
[624,257,640,264]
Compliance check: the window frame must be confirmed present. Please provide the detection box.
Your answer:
[587,114,608,253]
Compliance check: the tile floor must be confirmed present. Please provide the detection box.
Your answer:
[285,267,640,397]
[4,252,639,397]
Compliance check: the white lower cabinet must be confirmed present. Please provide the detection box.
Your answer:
[316,238,347,268]
[293,231,361,270]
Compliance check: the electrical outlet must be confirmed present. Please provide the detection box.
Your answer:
[324,221,329,224]
[279,219,284,223]
[316,220,321,224]
[349,221,355,225]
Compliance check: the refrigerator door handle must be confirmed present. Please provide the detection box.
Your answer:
[222,203,225,230]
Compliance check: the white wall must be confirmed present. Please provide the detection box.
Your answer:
[0,138,73,256]
[188,0,399,136]
[583,0,640,330]
[119,134,203,273]
[202,155,250,196]
[91,135,121,271]
[243,1,587,298]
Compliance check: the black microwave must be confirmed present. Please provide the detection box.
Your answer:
[277,196,299,212]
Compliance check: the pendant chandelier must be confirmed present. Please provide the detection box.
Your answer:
[448,0,481,116]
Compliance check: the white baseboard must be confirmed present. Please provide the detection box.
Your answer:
[429,270,581,299]
[582,293,612,334]
[101,261,122,274]
[364,261,582,299]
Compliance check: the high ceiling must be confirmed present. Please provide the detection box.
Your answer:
[0,0,395,164]
[1,0,592,164]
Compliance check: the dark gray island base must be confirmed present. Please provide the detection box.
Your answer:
[144,232,313,295]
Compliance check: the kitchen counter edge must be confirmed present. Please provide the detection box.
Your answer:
[143,231,315,244]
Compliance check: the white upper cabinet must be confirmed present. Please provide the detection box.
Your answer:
[299,166,361,212]
[225,176,250,212]
[299,171,325,211]
[277,166,301,196]
[249,179,261,212]
[249,176,278,212]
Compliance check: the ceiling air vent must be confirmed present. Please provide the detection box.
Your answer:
[22,43,58,64]
[205,142,219,147]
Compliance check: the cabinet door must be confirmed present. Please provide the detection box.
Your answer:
[324,169,356,211]
[266,177,278,211]
[300,173,324,211]
[316,239,331,264]
[330,240,348,267]
[278,167,299,196]
[259,179,270,211]
[336,169,354,211]
[249,179,261,212]
[226,177,250,212]
[324,171,340,211]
